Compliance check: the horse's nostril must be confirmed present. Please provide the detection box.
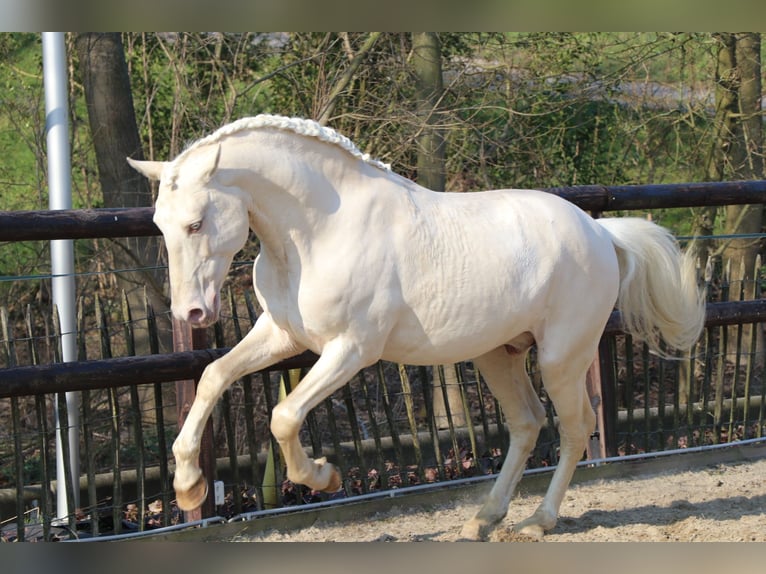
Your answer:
[188,308,205,324]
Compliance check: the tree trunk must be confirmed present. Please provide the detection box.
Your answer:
[723,33,763,365]
[412,32,446,191]
[75,33,173,422]
[722,33,763,288]
[411,33,466,430]
[694,33,738,265]
[75,32,170,344]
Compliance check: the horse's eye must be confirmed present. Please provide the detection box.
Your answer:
[188,221,202,234]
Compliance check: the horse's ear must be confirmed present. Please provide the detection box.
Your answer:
[127,157,167,181]
[200,144,222,182]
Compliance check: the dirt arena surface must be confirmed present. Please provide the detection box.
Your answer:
[234,454,766,542]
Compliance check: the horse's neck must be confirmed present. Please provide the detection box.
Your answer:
[229,132,370,263]
[230,131,357,204]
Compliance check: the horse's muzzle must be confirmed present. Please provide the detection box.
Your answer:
[179,291,220,328]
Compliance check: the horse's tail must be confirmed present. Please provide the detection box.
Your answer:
[596,217,706,355]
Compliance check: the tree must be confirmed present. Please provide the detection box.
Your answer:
[74,32,169,346]
[721,33,763,294]
[696,33,764,276]
[694,32,739,264]
[75,33,173,425]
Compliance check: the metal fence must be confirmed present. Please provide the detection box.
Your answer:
[1,180,765,541]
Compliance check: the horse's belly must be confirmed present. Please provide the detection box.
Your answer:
[379,313,527,365]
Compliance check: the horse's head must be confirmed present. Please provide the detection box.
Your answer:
[128,144,250,328]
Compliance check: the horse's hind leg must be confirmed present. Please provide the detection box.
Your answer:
[512,348,596,538]
[459,345,545,541]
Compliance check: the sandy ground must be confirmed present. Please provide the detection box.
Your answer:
[235,456,766,542]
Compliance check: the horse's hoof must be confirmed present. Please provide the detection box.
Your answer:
[458,520,485,541]
[175,474,208,511]
[316,457,342,492]
[513,520,546,540]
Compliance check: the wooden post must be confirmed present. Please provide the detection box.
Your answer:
[172,318,216,521]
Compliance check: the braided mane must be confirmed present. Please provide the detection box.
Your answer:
[178,114,391,172]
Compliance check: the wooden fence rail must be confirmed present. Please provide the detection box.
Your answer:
[1,180,765,241]
[2,299,765,400]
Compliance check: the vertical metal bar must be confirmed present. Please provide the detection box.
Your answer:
[259,370,283,507]
[436,365,464,477]
[95,294,123,534]
[471,365,491,453]
[122,291,146,531]
[642,343,651,453]
[1,308,24,541]
[598,336,618,457]
[76,298,97,536]
[214,319,241,515]
[220,386,241,513]
[11,396,24,541]
[704,328,720,442]
[229,287,263,509]
[419,365,445,481]
[760,335,766,439]
[375,362,406,487]
[397,364,424,483]
[358,369,386,489]
[454,363,478,471]
[108,386,122,534]
[742,257,761,439]
[27,306,53,539]
[712,324,725,440]
[43,32,81,521]
[80,389,97,535]
[35,394,52,540]
[711,263,731,440]
[672,342,683,446]
[321,396,344,486]
[145,296,171,526]
[742,321,757,438]
[304,393,324,461]
[727,263,747,442]
[341,381,366,489]
[55,390,77,533]
[51,307,77,533]
[623,334,635,454]
[657,350,666,451]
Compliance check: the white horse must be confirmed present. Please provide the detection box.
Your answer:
[128,114,705,540]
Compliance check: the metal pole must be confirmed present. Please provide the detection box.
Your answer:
[43,32,80,519]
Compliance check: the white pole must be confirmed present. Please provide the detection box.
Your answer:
[42,32,80,520]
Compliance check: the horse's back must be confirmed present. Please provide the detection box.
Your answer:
[379,186,620,364]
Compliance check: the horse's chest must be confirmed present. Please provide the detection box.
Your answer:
[255,273,345,352]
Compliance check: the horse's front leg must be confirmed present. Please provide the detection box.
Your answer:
[269,337,372,493]
[172,313,302,511]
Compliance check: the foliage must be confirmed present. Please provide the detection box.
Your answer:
[0,32,756,305]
